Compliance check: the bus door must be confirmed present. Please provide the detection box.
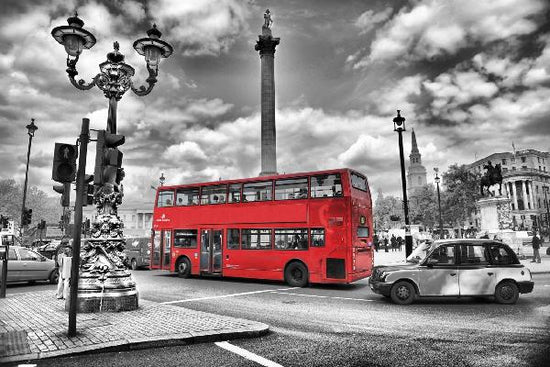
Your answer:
[152,230,171,270]
[200,229,223,274]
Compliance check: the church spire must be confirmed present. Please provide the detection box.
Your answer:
[407,128,427,194]
[411,129,419,155]
[409,128,421,165]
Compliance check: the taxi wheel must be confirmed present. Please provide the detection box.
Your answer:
[494,281,519,304]
[49,269,59,284]
[390,281,416,305]
[176,257,191,278]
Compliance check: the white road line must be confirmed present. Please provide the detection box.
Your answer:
[271,291,375,302]
[160,287,297,304]
[215,341,284,367]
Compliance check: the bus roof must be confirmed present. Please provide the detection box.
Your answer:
[158,168,367,191]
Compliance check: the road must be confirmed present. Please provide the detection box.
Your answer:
[6,270,550,367]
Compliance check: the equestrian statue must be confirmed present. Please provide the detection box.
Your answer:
[480,161,503,196]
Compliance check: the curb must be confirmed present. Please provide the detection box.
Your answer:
[1,323,269,364]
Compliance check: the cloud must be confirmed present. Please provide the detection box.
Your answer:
[150,0,250,56]
[353,0,547,66]
[355,7,393,34]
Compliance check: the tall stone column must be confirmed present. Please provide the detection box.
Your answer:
[522,180,528,210]
[255,10,280,176]
[528,181,536,209]
[511,181,518,210]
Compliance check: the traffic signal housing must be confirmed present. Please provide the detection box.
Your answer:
[52,143,78,183]
[53,183,71,207]
[94,130,125,187]
[83,174,94,206]
[21,209,32,226]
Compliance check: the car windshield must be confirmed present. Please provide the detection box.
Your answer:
[406,241,436,263]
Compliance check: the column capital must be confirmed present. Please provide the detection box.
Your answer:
[255,35,280,56]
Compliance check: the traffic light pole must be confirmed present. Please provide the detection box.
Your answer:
[68,118,89,337]
[20,121,36,237]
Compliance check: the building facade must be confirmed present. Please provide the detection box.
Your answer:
[469,149,550,231]
[407,129,427,196]
[82,200,154,238]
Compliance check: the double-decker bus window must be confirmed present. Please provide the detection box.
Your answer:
[243,182,272,202]
[229,184,241,203]
[357,227,369,238]
[201,185,227,205]
[176,188,199,206]
[351,172,368,191]
[311,228,325,247]
[311,174,342,198]
[227,229,240,249]
[274,229,308,250]
[158,190,174,207]
[275,178,308,200]
[174,229,198,248]
[241,229,272,249]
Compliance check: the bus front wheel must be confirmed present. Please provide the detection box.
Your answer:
[176,257,191,278]
[285,262,309,287]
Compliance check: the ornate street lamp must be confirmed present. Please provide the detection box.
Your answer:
[51,12,173,322]
[21,119,38,231]
[393,110,413,257]
[159,173,166,187]
[434,168,444,238]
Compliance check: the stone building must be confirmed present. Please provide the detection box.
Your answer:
[407,129,427,196]
[82,200,154,238]
[469,149,550,230]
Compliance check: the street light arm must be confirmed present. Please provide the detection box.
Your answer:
[66,55,101,91]
[130,65,158,96]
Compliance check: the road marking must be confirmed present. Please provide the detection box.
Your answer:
[271,291,375,302]
[161,287,297,304]
[215,341,284,367]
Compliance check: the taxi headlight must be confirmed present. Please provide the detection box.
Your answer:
[379,272,388,282]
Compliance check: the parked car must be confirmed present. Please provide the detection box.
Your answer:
[369,239,534,305]
[124,237,151,270]
[0,246,58,284]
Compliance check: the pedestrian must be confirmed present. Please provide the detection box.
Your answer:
[531,231,542,263]
[390,234,397,252]
[373,233,379,252]
[384,236,389,252]
[397,236,403,251]
[56,246,72,300]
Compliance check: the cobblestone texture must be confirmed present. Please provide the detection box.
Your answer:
[0,290,268,363]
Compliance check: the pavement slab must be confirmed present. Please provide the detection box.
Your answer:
[0,290,269,364]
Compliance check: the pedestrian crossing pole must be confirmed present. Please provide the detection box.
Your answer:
[68,118,89,337]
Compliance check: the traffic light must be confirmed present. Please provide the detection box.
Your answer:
[83,174,94,206]
[52,143,78,183]
[21,209,32,226]
[37,220,46,230]
[0,215,8,230]
[94,130,125,188]
[53,183,71,207]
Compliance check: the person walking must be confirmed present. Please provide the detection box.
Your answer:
[56,246,72,299]
[531,231,542,263]
[373,233,379,252]
[390,234,397,252]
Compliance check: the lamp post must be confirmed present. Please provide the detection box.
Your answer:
[21,119,38,235]
[434,168,444,238]
[392,110,413,257]
[159,173,166,187]
[51,12,173,325]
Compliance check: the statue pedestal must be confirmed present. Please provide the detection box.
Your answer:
[477,196,513,234]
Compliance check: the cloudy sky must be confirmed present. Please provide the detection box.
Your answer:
[1,0,549,205]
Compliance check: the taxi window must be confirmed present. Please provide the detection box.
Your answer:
[8,248,17,260]
[459,244,489,265]
[488,244,520,265]
[427,245,455,265]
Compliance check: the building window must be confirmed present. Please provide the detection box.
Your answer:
[502,159,507,165]
[512,167,516,171]
[522,165,528,170]
[521,157,526,163]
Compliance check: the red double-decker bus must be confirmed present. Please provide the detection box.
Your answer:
[150,168,373,286]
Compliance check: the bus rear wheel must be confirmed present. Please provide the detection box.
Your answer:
[176,257,191,278]
[285,262,308,287]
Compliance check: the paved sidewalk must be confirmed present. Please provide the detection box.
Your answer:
[373,248,550,273]
[0,291,268,364]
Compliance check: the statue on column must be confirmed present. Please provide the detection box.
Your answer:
[263,9,273,29]
[480,160,503,196]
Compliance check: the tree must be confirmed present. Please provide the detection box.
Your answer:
[441,164,481,230]
[374,189,404,231]
[409,184,439,228]
[0,179,62,229]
